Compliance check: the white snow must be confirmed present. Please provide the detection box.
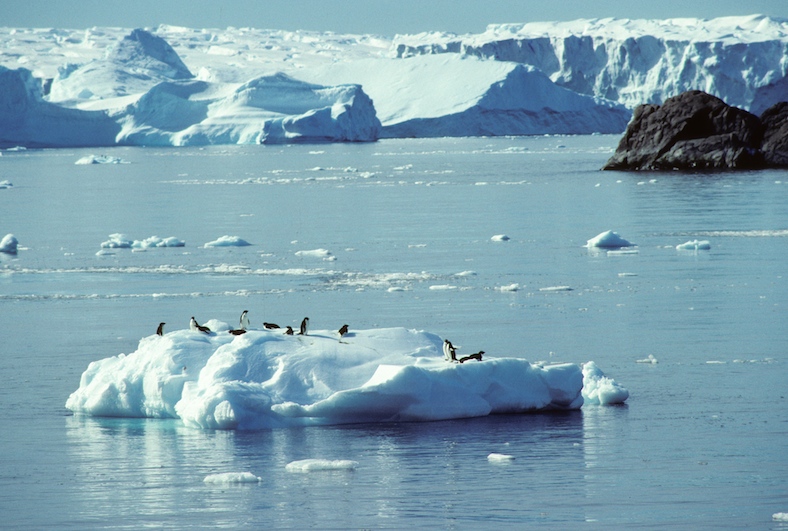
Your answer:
[204,235,251,248]
[203,472,262,484]
[65,324,628,430]
[295,248,333,259]
[0,234,19,253]
[586,230,635,249]
[285,459,359,472]
[676,240,711,251]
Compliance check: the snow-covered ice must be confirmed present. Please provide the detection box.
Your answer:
[101,233,185,249]
[487,453,516,462]
[65,324,628,430]
[0,180,13,189]
[75,155,130,165]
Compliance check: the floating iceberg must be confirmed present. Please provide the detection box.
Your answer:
[586,230,635,249]
[676,240,711,251]
[0,233,19,254]
[204,235,251,248]
[65,325,628,430]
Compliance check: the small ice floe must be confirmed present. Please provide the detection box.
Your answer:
[95,249,115,256]
[582,361,629,405]
[387,286,406,292]
[586,230,634,249]
[295,248,334,260]
[429,284,457,290]
[100,233,133,248]
[285,459,358,473]
[773,513,788,522]
[491,234,510,242]
[203,472,261,484]
[0,180,12,189]
[487,453,515,462]
[455,270,477,277]
[0,234,18,254]
[75,155,130,165]
[204,235,251,248]
[676,239,711,251]
[498,283,520,292]
[539,286,572,292]
[636,354,658,364]
[132,236,185,249]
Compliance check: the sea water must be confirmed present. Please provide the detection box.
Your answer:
[0,136,786,529]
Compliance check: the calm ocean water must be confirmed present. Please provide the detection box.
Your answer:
[1,136,786,529]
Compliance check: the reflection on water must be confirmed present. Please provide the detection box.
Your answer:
[64,413,587,528]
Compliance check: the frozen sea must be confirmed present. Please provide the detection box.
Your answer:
[1,135,786,529]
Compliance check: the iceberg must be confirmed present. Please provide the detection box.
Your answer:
[0,233,19,254]
[303,55,630,137]
[65,324,628,430]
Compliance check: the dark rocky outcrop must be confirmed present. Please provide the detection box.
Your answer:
[603,90,788,171]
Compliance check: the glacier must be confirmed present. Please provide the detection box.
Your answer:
[394,14,788,115]
[1,15,787,147]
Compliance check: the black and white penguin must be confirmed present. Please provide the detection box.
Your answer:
[229,310,250,335]
[443,339,458,362]
[298,317,309,335]
[263,322,280,329]
[285,326,294,335]
[459,351,484,363]
[338,324,349,337]
[156,322,165,336]
[190,317,211,334]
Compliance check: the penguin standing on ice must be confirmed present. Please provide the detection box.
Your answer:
[285,326,294,335]
[443,339,458,362]
[230,310,250,335]
[190,317,211,334]
[156,322,165,336]
[298,317,309,336]
[338,324,349,337]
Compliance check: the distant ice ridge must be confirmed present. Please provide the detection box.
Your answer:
[65,325,628,430]
[393,14,788,114]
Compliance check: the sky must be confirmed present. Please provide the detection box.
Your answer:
[5,0,788,35]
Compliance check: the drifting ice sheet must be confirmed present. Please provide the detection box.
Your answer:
[65,325,627,430]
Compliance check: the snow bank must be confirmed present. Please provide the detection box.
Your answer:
[0,233,18,253]
[586,230,635,249]
[394,15,788,114]
[65,324,628,430]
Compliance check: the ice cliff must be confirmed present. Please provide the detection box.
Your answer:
[394,14,788,115]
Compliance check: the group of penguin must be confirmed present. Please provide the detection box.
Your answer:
[443,339,484,364]
[156,312,350,340]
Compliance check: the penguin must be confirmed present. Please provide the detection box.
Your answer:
[298,317,309,336]
[229,310,250,335]
[190,317,211,334]
[443,339,458,362]
[263,322,280,329]
[459,351,484,363]
[156,322,165,336]
[338,324,349,337]
[239,310,250,330]
[285,326,294,335]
